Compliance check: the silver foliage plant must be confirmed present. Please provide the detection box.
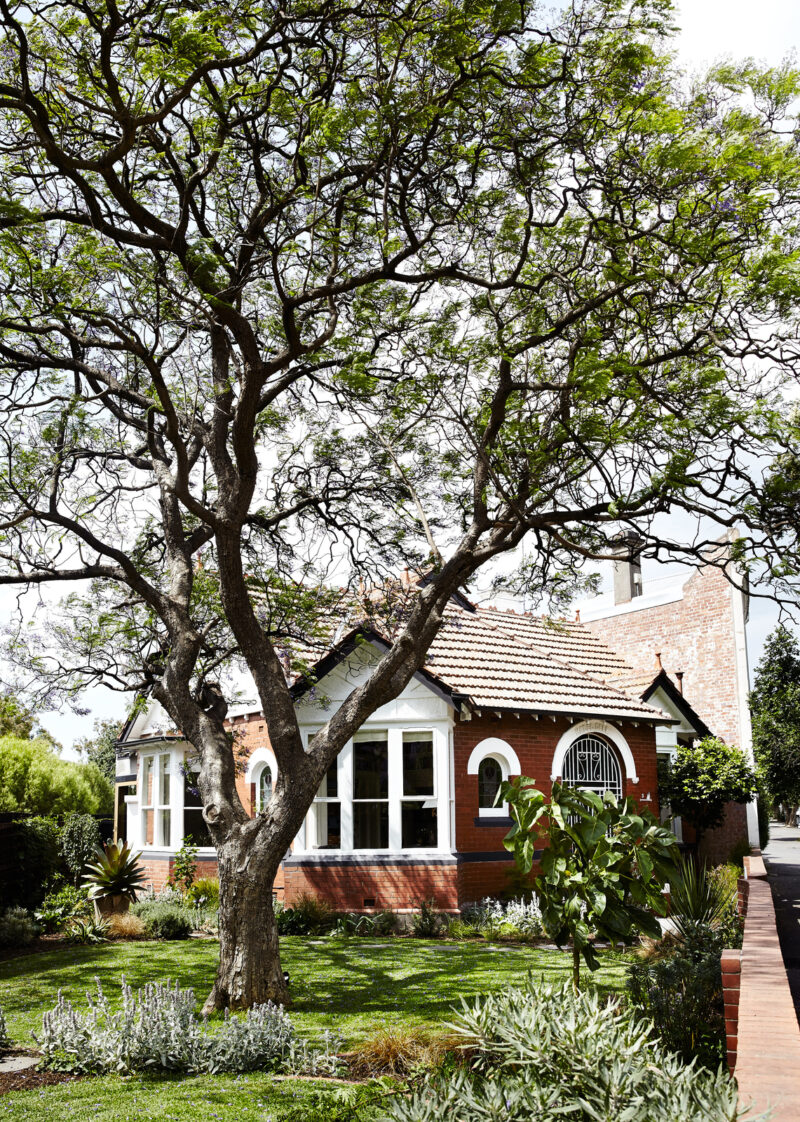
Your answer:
[382,980,760,1122]
[459,897,543,938]
[34,978,337,1076]
[0,1005,9,1052]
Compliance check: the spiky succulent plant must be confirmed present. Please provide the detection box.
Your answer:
[82,842,147,901]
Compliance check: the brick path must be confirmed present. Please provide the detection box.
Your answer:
[733,829,800,1120]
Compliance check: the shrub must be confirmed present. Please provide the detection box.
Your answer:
[458,897,543,941]
[4,816,61,910]
[330,909,398,937]
[60,813,102,886]
[168,837,198,895]
[661,736,758,835]
[34,977,330,1076]
[383,979,745,1122]
[669,856,736,941]
[68,915,110,944]
[0,906,37,947]
[83,841,147,903]
[35,884,91,933]
[0,1005,8,1052]
[130,900,192,940]
[411,899,444,938]
[276,893,337,935]
[627,944,726,1068]
[186,877,220,907]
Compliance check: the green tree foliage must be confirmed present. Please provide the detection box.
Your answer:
[0,736,112,817]
[59,812,103,886]
[0,0,798,1011]
[661,736,758,836]
[750,624,800,812]
[501,780,678,988]
[75,719,121,784]
[0,694,59,748]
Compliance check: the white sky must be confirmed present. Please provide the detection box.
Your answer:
[29,0,800,754]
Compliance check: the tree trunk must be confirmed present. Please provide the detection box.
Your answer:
[202,840,288,1014]
[572,943,581,991]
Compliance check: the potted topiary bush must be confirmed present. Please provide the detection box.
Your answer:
[82,841,147,919]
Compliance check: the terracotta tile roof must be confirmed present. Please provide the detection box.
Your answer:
[419,607,670,722]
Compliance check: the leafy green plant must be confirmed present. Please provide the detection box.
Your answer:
[168,837,198,895]
[411,900,444,939]
[60,813,103,887]
[68,915,110,944]
[35,884,91,932]
[0,906,38,947]
[1,815,61,910]
[500,779,679,987]
[627,942,726,1068]
[276,893,338,935]
[669,855,736,941]
[130,900,191,939]
[186,876,220,907]
[383,978,747,1122]
[82,841,147,902]
[660,737,758,838]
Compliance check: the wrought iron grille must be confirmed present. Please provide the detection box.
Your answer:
[562,735,622,798]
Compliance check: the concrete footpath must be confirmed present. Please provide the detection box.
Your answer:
[763,822,800,1017]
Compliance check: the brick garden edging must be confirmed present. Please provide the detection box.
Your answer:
[724,853,800,1120]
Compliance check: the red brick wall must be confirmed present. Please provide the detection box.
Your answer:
[583,565,743,746]
[284,860,459,911]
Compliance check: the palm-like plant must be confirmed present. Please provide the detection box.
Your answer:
[82,841,147,904]
[669,856,736,940]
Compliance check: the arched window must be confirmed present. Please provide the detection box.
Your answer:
[257,765,273,812]
[478,757,503,809]
[562,735,622,799]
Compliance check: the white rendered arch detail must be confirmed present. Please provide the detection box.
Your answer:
[467,737,522,777]
[551,720,638,784]
[244,746,278,785]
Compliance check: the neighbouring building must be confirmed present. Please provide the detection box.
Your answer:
[114,554,741,910]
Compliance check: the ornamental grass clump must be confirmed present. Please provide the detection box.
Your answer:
[382,979,754,1122]
[34,977,298,1075]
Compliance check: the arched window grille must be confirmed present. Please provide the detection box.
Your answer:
[258,765,273,812]
[562,735,622,799]
[478,757,503,809]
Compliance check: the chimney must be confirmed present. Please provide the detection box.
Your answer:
[611,531,643,605]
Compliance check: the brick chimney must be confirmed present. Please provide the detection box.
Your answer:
[611,531,643,605]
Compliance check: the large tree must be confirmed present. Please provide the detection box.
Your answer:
[751,624,800,822]
[0,0,798,1010]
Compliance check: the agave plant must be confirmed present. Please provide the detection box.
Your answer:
[82,841,147,906]
[669,855,736,940]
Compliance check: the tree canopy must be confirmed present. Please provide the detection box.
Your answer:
[0,735,113,816]
[661,736,758,836]
[751,624,800,812]
[0,0,797,1008]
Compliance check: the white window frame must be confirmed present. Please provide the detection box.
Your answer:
[139,749,175,849]
[306,729,341,851]
[299,724,450,854]
[467,738,522,818]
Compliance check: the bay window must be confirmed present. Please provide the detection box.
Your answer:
[301,726,444,853]
[141,751,172,847]
[353,730,389,849]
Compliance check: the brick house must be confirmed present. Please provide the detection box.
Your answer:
[114,563,732,910]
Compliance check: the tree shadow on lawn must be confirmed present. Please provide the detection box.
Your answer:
[0,938,630,1047]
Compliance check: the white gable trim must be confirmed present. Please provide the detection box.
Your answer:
[551,719,638,784]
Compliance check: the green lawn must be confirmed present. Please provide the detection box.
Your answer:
[0,937,632,1120]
